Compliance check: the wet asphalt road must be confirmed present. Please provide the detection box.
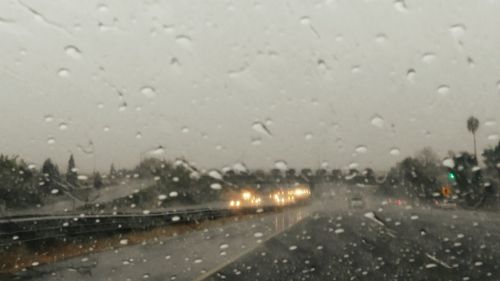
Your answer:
[6,197,500,281]
[5,207,309,281]
[204,203,500,281]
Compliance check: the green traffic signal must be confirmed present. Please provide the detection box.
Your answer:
[448,172,456,181]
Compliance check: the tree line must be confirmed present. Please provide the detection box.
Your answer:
[2,115,500,211]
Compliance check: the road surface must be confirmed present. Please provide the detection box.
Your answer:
[8,206,310,281]
[204,201,500,281]
[6,191,500,281]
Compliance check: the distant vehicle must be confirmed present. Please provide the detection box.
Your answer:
[349,196,365,209]
[228,186,311,209]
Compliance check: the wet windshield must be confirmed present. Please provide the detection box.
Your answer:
[1,1,500,280]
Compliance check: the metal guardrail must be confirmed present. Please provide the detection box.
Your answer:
[0,206,279,248]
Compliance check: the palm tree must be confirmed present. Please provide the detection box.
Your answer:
[467,116,480,159]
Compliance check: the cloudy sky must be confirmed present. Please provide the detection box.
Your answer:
[1,0,500,173]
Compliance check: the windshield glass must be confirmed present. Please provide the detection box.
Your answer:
[1,1,500,280]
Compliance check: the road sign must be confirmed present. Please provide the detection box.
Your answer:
[442,185,451,198]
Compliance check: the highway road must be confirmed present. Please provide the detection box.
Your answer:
[204,202,500,281]
[6,189,500,281]
[7,205,310,281]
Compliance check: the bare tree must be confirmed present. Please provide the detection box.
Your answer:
[415,147,439,167]
[467,116,480,159]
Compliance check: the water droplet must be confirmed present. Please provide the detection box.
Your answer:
[175,35,192,48]
[158,194,167,200]
[119,102,127,111]
[58,122,68,130]
[407,69,416,82]
[437,85,450,96]
[143,210,151,215]
[57,68,70,77]
[44,115,54,122]
[251,138,262,145]
[233,163,248,173]
[252,122,272,136]
[450,24,466,38]
[467,57,475,67]
[355,146,368,154]
[103,126,110,132]
[12,235,19,240]
[394,0,408,12]
[208,170,223,180]
[51,189,59,194]
[370,115,385,128]
[47,137,56,145]
[169,191,178,197]
[31,261,40,267]
[289,245,298,251]
[171,57,180,66]
[317,59,327,71]
[141,86,157,98]
[77,142,94,155]
[443,158,455,168]
[488,134,499,141]
[422,53,436,64]
[136,132,142,139]
[485,120,497,127]
[194,258,203,264]
[274,161,288,171]
[220,244,229,250]
[304,133,313,140]
[181,127,189,133]
[97,4,108,12]
[120,239,129,245]
[64,45,82,59]
[148,146,165,156]
[375,33,387,44]
[351,65,361,73]
[171,216,180,222]
[390,148,401,156]
[425,263,437,269]
[210,183,222,190]
[300,16,311,25]
[77,175,88,180]
[335,228,345,234]
[254,232,263,238]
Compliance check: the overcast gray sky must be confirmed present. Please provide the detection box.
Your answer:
[1,0,500,173]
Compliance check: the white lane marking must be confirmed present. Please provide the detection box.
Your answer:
[425,253,452,269]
